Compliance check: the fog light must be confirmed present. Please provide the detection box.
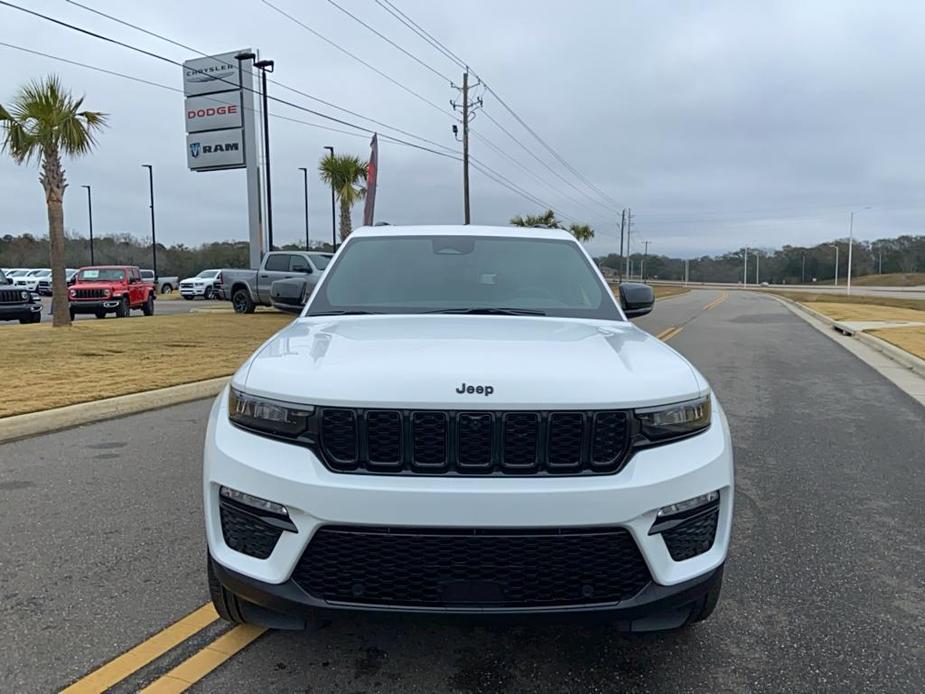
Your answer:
[220,486,288,516]
[657,491,719,518]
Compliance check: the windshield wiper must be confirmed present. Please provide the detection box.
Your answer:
[425,307,546,316]
[307,310,383,316]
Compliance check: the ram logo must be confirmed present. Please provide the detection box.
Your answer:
[189,142,201,158]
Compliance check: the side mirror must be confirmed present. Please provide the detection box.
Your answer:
[618,282,655,319]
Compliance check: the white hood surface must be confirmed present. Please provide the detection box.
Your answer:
[238,315,705,410]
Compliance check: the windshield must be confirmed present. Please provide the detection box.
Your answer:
[197,270,220,278]
[78,268,125,282]
[308,254,331,270]
[9,270,26,277]
[306,235,621,320]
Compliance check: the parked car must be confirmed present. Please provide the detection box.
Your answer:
[68,265,156,319]
[37,268,77,296]
[204,225,733,632]
[0,270,43,323]
[139,269,179,294]
[11,268,50,292]
[179,269,221,300]
[214,252,332,313]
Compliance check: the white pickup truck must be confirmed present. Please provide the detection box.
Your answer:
[214,251,332,313]
[203,225,733,632]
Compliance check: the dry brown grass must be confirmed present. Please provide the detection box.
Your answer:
[0,312,293,418]
[799,301,925,323]
[868,327,925,360]
[817,272,925,287]
[768,290,925,313]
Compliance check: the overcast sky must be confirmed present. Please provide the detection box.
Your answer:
[3,0,925,258]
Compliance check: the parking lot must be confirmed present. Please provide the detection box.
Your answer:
[28,295,227,323]
[2,290,922,693]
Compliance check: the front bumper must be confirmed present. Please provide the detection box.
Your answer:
[0,303,42,319]
[204,387,734,616]
[70,299,121,314]
[180,285,209,297]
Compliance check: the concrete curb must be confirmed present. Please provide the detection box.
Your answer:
[0,377,229,444]
[768,294,925,378]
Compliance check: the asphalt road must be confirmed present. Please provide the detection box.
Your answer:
[1,290,923,692]
[31,296,227,322]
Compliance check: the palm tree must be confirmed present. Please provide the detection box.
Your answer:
[318,153,368,241]
[510,209,595,242]
[1,76,107,326]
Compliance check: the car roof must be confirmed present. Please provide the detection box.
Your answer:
[348,224,576,241]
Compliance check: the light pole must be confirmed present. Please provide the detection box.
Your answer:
[801,253,806,284]
[298,167,310,250]
[830,244,839,286]
[81,185,94,265]
[754,250,760,285]
[141,164,157,279]
[847,206,871,295]
[255,59,275,251]
[743,247,748,286]
[323,145,336,250]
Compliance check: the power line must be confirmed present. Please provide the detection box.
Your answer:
[259,0,454,118]
[373,0,622,212]
[374,0,466,70]
[324,0,452,83]
[63,0,459,157]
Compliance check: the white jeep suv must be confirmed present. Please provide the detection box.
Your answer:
[204,225,733,631]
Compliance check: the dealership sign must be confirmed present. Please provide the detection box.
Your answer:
[185,92,242,133]
[182,51,241,96]
[186,128,245,170]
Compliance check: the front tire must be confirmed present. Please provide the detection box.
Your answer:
[117,297,130,318]
[208,557,248,625]
[232,289,256,314]
[94,311,106,319]
[142,293,155,316]
[204,286,214,300]
[161,284,173,294]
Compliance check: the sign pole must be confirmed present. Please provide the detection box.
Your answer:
[239,56,263,268]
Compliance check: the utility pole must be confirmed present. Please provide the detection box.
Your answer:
[141,164,157,278]
[81,185,94,265]
[642,240,650,282]
[451,70,482,224]
[625,208,632,278]
[298,167,310,250]
[323,146,336,249]
[618,209,625,282]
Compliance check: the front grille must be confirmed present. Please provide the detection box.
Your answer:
[0,289,26,304]
[662,509,719,561]
[316,408,630,476]
[74,288,106,299]
[293,525,651,608]
[219,501,283,559]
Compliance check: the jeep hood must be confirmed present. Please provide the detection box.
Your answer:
[237,315,705,409]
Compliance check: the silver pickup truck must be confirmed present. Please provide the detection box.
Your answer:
[214,251,333,313]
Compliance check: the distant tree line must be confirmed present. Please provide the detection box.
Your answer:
[0,231,334,279]
[597,235,923,283]
[1,230,921,284]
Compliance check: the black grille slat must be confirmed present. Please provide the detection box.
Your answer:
[294,525,651,608]
[74,288,106,299]
[321,409,358,468]
[412,411,448,469]
[456,413,493,472]
[315,407,632,476]
[0,289,25,304]
[547,413,585,470]
[662,509,719,561]
[502,413,540,471]
[219,502,282,559]
[365,410,402,468]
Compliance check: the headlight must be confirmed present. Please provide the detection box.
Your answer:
[635,394,711,442]
[68,288,76,298]
[20,290,29,300]
[228,387,314,438]
[103,288,111,297]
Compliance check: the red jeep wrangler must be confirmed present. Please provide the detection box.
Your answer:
[68,265,156,319]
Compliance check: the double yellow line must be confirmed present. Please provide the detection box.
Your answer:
[654,291,728,343]
[61,604,265,693]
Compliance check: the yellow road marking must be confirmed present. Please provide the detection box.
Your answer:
[61,604,219,694]
[659,326,683,341]
[654,326,675,340]
[703,291,729,311]
[139,624,267,693]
